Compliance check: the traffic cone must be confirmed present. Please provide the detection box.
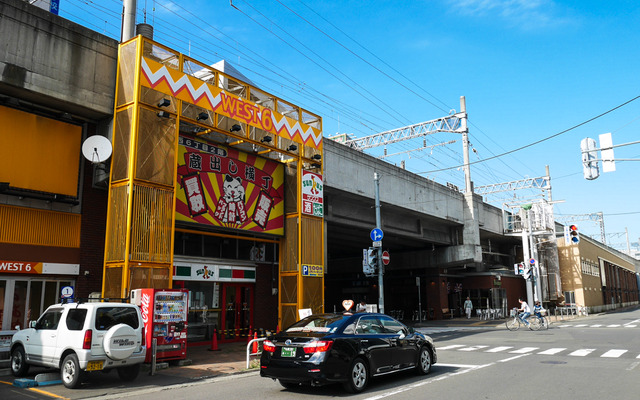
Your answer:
[252,332,258,354]
[208,328,220,351]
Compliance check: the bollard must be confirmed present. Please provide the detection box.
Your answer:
[208,328,220,351]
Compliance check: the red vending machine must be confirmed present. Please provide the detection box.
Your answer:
[131,288,189,363]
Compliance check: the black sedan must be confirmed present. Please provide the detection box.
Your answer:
[260,312,436,393]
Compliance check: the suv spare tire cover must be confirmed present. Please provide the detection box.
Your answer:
[103,323,138,360]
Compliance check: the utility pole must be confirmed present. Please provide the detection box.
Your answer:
[522,205,535,309]
[374,172,385,314]
[460,96,472,194]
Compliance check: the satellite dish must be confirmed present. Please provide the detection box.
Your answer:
[82,135,112,163]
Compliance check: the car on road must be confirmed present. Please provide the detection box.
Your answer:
[260,312,436,393]
[10,301,146,388]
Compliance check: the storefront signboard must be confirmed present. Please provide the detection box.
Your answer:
[174,262,256,283]
[301,170,323,217]
[176,135,285,236]
[0,261,79,275]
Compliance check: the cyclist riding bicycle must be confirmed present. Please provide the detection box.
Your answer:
[518,298,531,327]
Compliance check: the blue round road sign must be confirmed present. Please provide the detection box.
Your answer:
[370,228,384,242]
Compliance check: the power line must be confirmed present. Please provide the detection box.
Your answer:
[416,95,640,175]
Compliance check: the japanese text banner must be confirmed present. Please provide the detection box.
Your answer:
[176,135,284,235]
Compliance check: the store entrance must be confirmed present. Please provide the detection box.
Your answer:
[1,278,74,330]
[221,283,253,341]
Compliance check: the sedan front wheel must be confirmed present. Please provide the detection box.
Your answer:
[416,346,432,375]
[343,357,369,393]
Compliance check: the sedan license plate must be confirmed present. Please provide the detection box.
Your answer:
[281,347,296,357]
[86,360,104,371]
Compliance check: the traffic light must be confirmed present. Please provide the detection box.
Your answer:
[522,267,531,280]
[569,224,580,244]
[580,137,599,180]
[367,247,379,270]
[363,248,376,276]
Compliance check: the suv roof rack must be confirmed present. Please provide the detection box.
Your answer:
[60,296,130,305]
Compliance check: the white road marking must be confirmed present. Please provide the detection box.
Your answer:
[459,345,489,351]
[538,348,566,355]
[623,325,637,328]
[436,363,483,368]
[591,324,603,327]
[601,349,627,358]
[574,324,588,327]
[362,361,495,400]
[485,346,513,353]
[438,344,466,350]
[606,324,621,328]
[557,324,571,327]
[569,349,595,356]
[627,362,640,370]
[509,347,539,354]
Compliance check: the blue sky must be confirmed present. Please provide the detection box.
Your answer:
[58,0,640,253]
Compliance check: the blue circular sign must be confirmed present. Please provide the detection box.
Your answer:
[61,286,74,298]
[370,228,384,242]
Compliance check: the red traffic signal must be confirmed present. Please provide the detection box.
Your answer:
[569,225,580,243]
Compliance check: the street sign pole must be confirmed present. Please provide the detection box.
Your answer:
[374,172,384,314]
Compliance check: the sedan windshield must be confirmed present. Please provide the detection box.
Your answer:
[285,314,350,334]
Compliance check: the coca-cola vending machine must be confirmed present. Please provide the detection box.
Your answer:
[131,288,189,363]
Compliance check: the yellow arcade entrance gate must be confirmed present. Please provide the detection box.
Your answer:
[103,36,324,329]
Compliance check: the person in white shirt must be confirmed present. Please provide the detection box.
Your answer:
[463,297,473,319]
[518,298,531,327]
[355,300,367,313]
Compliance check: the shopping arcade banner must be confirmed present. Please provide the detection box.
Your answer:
[176,135,284,235]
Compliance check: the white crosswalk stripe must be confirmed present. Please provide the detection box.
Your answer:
[459,345,489,351]
[509,347,539,354]
[439,345,640,358]
[538,348,566,355]
[485,346,512,353]
[569,349,596,356]
[438,344,467,350]
[601,349,627,358]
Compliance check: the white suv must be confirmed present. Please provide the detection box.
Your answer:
[10,301,146,388]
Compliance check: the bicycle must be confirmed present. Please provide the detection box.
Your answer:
[505,308,541,331]
[531,311,549,330]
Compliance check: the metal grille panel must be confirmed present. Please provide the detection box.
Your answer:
[0,204,80,248]
[130,184,174,263]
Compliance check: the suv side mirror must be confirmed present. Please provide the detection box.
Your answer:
[29,321,37,329]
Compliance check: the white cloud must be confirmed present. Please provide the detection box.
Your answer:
[447,0,575,30]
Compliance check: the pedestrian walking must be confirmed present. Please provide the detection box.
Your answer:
[463,296,473,319]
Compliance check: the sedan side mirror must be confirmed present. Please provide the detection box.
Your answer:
[29,321,37,329]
